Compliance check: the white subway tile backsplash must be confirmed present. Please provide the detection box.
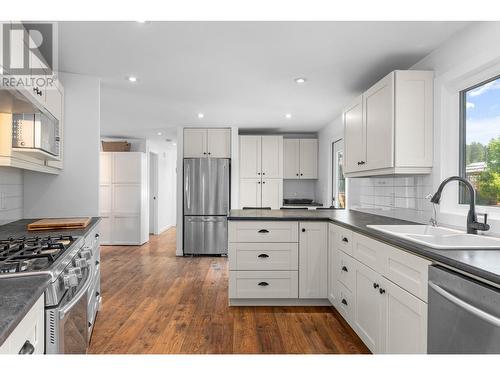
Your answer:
[0,167,24,225]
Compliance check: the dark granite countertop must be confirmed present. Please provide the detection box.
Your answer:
[0,217,101,347]
[228,209,500,286]
[0,275,50,346]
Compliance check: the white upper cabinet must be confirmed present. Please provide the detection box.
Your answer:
[183,128,231,158]
[299,222,328,299]
[240,136,261,178]
[283,139,318,179]
[343,70,433,177]
[261,136,283,178]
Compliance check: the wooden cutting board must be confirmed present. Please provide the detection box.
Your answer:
[27,217,91,231]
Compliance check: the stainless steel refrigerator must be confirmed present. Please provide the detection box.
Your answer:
[183,158,230,255]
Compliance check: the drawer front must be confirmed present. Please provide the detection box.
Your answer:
[338,250,355,292]
[382,245,431,302]
[352,233,384,273]
[335,225,353,255]
[229,242,298,270]
[335,281,354,324]
[229,271,298,299]
[228,221,298,243]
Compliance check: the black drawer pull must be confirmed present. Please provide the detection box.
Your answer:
[379,288,386,295]
[88,321,92,328]
[373,283,379,289]
[96,291,100,297]
[258,281,269,286]
[341,265,348,272]
[95,233,100,238]
[257,254,269,258]
[341,298,348,306]
[258,229,269,233]
[95,260,100,265]
[18,340,35,354]
[341,237,349,243]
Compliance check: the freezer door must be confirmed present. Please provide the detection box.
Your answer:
[184,158,230,215]
[184,216,228,255]
[428,265,500,353]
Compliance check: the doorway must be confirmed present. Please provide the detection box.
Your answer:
[331,139,346,209]
[149,152,159,234]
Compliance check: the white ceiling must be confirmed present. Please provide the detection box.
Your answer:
[58,21,471,139]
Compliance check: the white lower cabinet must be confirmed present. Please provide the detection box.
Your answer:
[229,271,298,299]
[299,222,328,299]
[328,223,429,354]
[0,295,45,354]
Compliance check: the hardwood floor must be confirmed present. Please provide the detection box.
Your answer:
[88,228,370,354]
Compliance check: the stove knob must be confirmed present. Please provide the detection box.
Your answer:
[67,266,82,278]
[81,250,92,260]
[75,258,88,268]
[63,273,78,289]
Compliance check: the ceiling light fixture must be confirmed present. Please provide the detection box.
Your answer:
[128,76,137,83]
[294,77,307,84]
[197,113,204,119]
[157,131,163,136]
[285,113,292,119]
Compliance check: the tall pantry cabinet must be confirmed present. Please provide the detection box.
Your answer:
[99,152,148,245]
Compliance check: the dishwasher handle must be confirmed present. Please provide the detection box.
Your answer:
[429,281,500,328]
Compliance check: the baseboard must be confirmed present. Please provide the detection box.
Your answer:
[229,298,331,307]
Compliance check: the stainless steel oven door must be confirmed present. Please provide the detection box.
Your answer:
[45,268,93,354]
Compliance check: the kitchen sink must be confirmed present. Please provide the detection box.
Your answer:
[366,224,500,249]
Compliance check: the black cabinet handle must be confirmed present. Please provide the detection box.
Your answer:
[341,266,348,272]
[341,237,349,243]
[341,298,348,306]
[300,173,303,176]
[301,228,306,232]
[96,291,100,297]
[258,181,261,184]
[203,152,207,155]
[357,161,366,165]
[296,173,299,176]
[262,172,265,175]
[88,321,92,328]
[95,233,100,238]
[379,288,386,295]
[257,254,269,258]
[257,172,261,175]
[18,340,35,354]
[258,229,269,233]
[95,260,100,265]
[262,181,266,184]
[373,283,379,289]
[258,282,269,286]
[208,152,211,155]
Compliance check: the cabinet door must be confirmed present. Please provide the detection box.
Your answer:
[239,178,261,208]
[99,215,112,245]
[353,259,383,353]
[207,128,231,158]
[381,278,427,354]
[261,136,283,178]
[261,179,282,209]
[328,224,339,305]
[113,152,142,184]
[283,139,300,178]
[239,136,261,178]
[299,222,328,299]
[45,85,63,122]
[112,216,141,245]
[343,95,365,173]
[100,152,113,184]
[184,128,207,157]
[299,139,318,178]
[364,72,394,170]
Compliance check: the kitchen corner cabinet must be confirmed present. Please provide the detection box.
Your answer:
[299,222,328,298]
[343,70,433,177]
[239,135,283,209]
[183,128,231,158]
[283,139,318,179]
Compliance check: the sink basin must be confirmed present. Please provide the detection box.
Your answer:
[366,225,500,249]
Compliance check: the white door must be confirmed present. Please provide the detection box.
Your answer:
[283,139,300,178]
[299,222,328,298]
[149,152,158,234]
[260,178,282,209]
[353,259,383,353]
[239,136,261,178]
[327,224,339,305]
[299,139,318,179]
[343,95,365,173]
[207,128,231,158]
[381,278,427,354]
[113,153,142,184]
[261,136,283,178]
[239,178,261,208]
[183,128,207,158]
[364,72,395,171]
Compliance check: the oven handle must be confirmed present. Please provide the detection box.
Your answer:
[429,281,500,327]
[59,270,93,320]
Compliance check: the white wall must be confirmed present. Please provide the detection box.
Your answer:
[0,167,23,225]
[147,139,177,234]
[23,73,101,218]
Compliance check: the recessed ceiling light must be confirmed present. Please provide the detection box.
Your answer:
[157,131,163,136]
[128,76,137,83]
[285,113,292,119]
[197,113,204,119]
[294,77,307,84]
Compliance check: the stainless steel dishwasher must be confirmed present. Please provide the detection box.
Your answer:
[428,265,500,353]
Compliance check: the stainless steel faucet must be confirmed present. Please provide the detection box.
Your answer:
[430,176,490,234]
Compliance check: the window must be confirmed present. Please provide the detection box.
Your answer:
[331,140,346,209]
[460,75,500,207]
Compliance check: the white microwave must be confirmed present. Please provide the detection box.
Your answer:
[12,113,60,160]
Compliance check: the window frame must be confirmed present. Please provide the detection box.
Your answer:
[458,73,500,206]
